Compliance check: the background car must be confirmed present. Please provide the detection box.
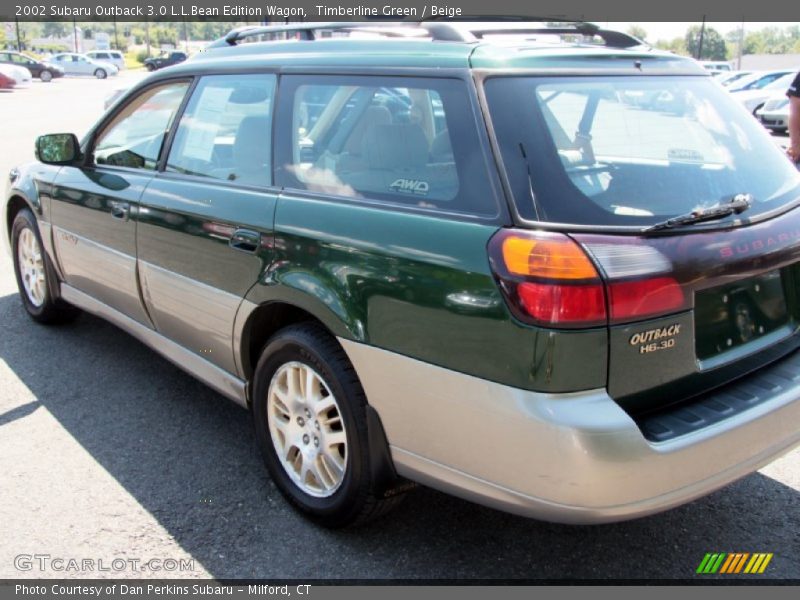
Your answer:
[730,72,797,114]
[143,51,187,71]
[50,53,119,79]
[756,92,791,133]
[0,71,15,90]
[727,69,795,92]
[85,50,125,71]
[699,60,732,72]
[714,70,753,87]
[0,63,32,85]
[0,51,63,82]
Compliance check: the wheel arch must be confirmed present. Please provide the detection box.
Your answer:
[5,194,40,253]
[241,300,404,503]
[237,300,348,385]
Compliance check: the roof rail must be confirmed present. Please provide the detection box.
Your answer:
[207,21,645,50]
[207,22,426,48]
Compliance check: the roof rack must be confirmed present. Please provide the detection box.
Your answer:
[206,21,645,50]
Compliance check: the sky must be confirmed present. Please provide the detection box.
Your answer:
[604,22,799,42]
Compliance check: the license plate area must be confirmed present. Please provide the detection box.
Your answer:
[695,269,790,361]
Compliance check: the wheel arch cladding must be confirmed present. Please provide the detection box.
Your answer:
[241,300,348,382]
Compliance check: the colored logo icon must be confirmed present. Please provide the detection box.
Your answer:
[697,553,773,574]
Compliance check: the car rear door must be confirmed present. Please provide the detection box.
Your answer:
[135,73,278,375]
[49,79,191,325]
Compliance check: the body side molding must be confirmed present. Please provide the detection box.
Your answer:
[60,284,248,408]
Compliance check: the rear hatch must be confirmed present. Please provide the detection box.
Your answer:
[483,67,800,426]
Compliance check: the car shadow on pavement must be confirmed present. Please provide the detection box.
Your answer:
[1,292,798,581]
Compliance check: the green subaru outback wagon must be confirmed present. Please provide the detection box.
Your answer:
[5,22,800,527]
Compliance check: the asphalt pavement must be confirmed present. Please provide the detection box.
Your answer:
[0,73,798,581]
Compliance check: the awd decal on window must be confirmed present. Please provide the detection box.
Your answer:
[390,179,429,195]
[696,552,773,574]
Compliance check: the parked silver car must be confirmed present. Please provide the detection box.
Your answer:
[85,50,125,71]
[50,53,119,79]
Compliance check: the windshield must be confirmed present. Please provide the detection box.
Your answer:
[485,75,800,227]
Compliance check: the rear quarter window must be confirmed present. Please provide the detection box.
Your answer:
[275,75,499,218]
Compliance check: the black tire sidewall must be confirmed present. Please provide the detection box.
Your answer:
[11,209,51,319]
[40,70,52,82]
[252,328,369,524]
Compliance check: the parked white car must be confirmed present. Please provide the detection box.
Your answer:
[756,91,791,133]
[714,70,753,87]
[50,53,119,79]
[731,72,796,114]
[85,50,125,71]
[727,69,795,92]
[0,63,32,85]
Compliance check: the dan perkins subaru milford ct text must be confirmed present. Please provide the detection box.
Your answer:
[35,4,464,18]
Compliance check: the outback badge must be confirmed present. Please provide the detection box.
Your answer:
[630,324,681,354]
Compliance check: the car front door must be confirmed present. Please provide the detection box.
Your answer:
[49,79,191,325]
[136,73,278,375]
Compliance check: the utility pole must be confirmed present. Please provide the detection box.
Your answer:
[145,18,151,57]
[73,18,78,53]
[14,16,22,52]
[697,15,706,60]
[113,16,119,50]
[736,20,745,70]
[183,18,189,53]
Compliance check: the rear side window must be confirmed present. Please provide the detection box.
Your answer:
[166,74,276,187]
[275,75,498,217]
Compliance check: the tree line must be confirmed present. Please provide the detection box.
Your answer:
[628,24,800,61]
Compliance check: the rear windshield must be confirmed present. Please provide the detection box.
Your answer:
[485,76,800,227]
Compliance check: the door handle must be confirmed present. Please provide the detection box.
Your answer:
[229,228,261,253]
[109,201,130,221]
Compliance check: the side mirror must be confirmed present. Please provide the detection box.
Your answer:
[35,133,81,165]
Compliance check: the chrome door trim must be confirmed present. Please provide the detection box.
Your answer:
[60,284,248,408]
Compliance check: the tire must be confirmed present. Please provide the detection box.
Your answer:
[252,323,409,527]
[39,70,52,82]
[94,69,107,80]
[145,63,155,72]
[11,209,79,324]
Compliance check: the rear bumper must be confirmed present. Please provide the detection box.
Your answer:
[342,339,800,524]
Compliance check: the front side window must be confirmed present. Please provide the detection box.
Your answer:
[166,74,276,187]
[486,76,800,226]
[94,81,189,170]
[277,76,497,217]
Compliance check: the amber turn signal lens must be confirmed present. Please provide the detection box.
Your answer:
[501,235,599,280]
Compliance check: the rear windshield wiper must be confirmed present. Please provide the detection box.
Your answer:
[644,194,752,232]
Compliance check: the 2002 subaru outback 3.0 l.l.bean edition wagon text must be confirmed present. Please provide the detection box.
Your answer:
[5,21,800,527]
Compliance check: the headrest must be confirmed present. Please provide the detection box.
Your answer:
[233,115,271,169]
[344,106,392,154]
[362,124,429,171]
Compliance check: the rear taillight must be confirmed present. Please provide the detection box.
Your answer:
[489,230,607,328]
[489,230,686,328]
